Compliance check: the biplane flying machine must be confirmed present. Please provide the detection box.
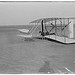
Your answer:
[18,17,75,44]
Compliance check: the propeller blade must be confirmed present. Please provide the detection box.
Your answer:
[62,21,71,31]
[49,26,55,32]
[51,23,60,31]
[51,23,55,27]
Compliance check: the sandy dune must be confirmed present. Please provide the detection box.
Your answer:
[0,25,75,73]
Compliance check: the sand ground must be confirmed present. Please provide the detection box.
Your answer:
[0,25,75,73]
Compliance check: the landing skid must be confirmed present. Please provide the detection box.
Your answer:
[45,35,75,44]
[21,37,46,42]
[21,38,35,42]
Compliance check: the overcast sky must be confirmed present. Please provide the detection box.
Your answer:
[0,1,75,25]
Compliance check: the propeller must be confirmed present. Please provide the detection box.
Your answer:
[49,26,55,32]
[49,23,60,33]
[62,21,71,31]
